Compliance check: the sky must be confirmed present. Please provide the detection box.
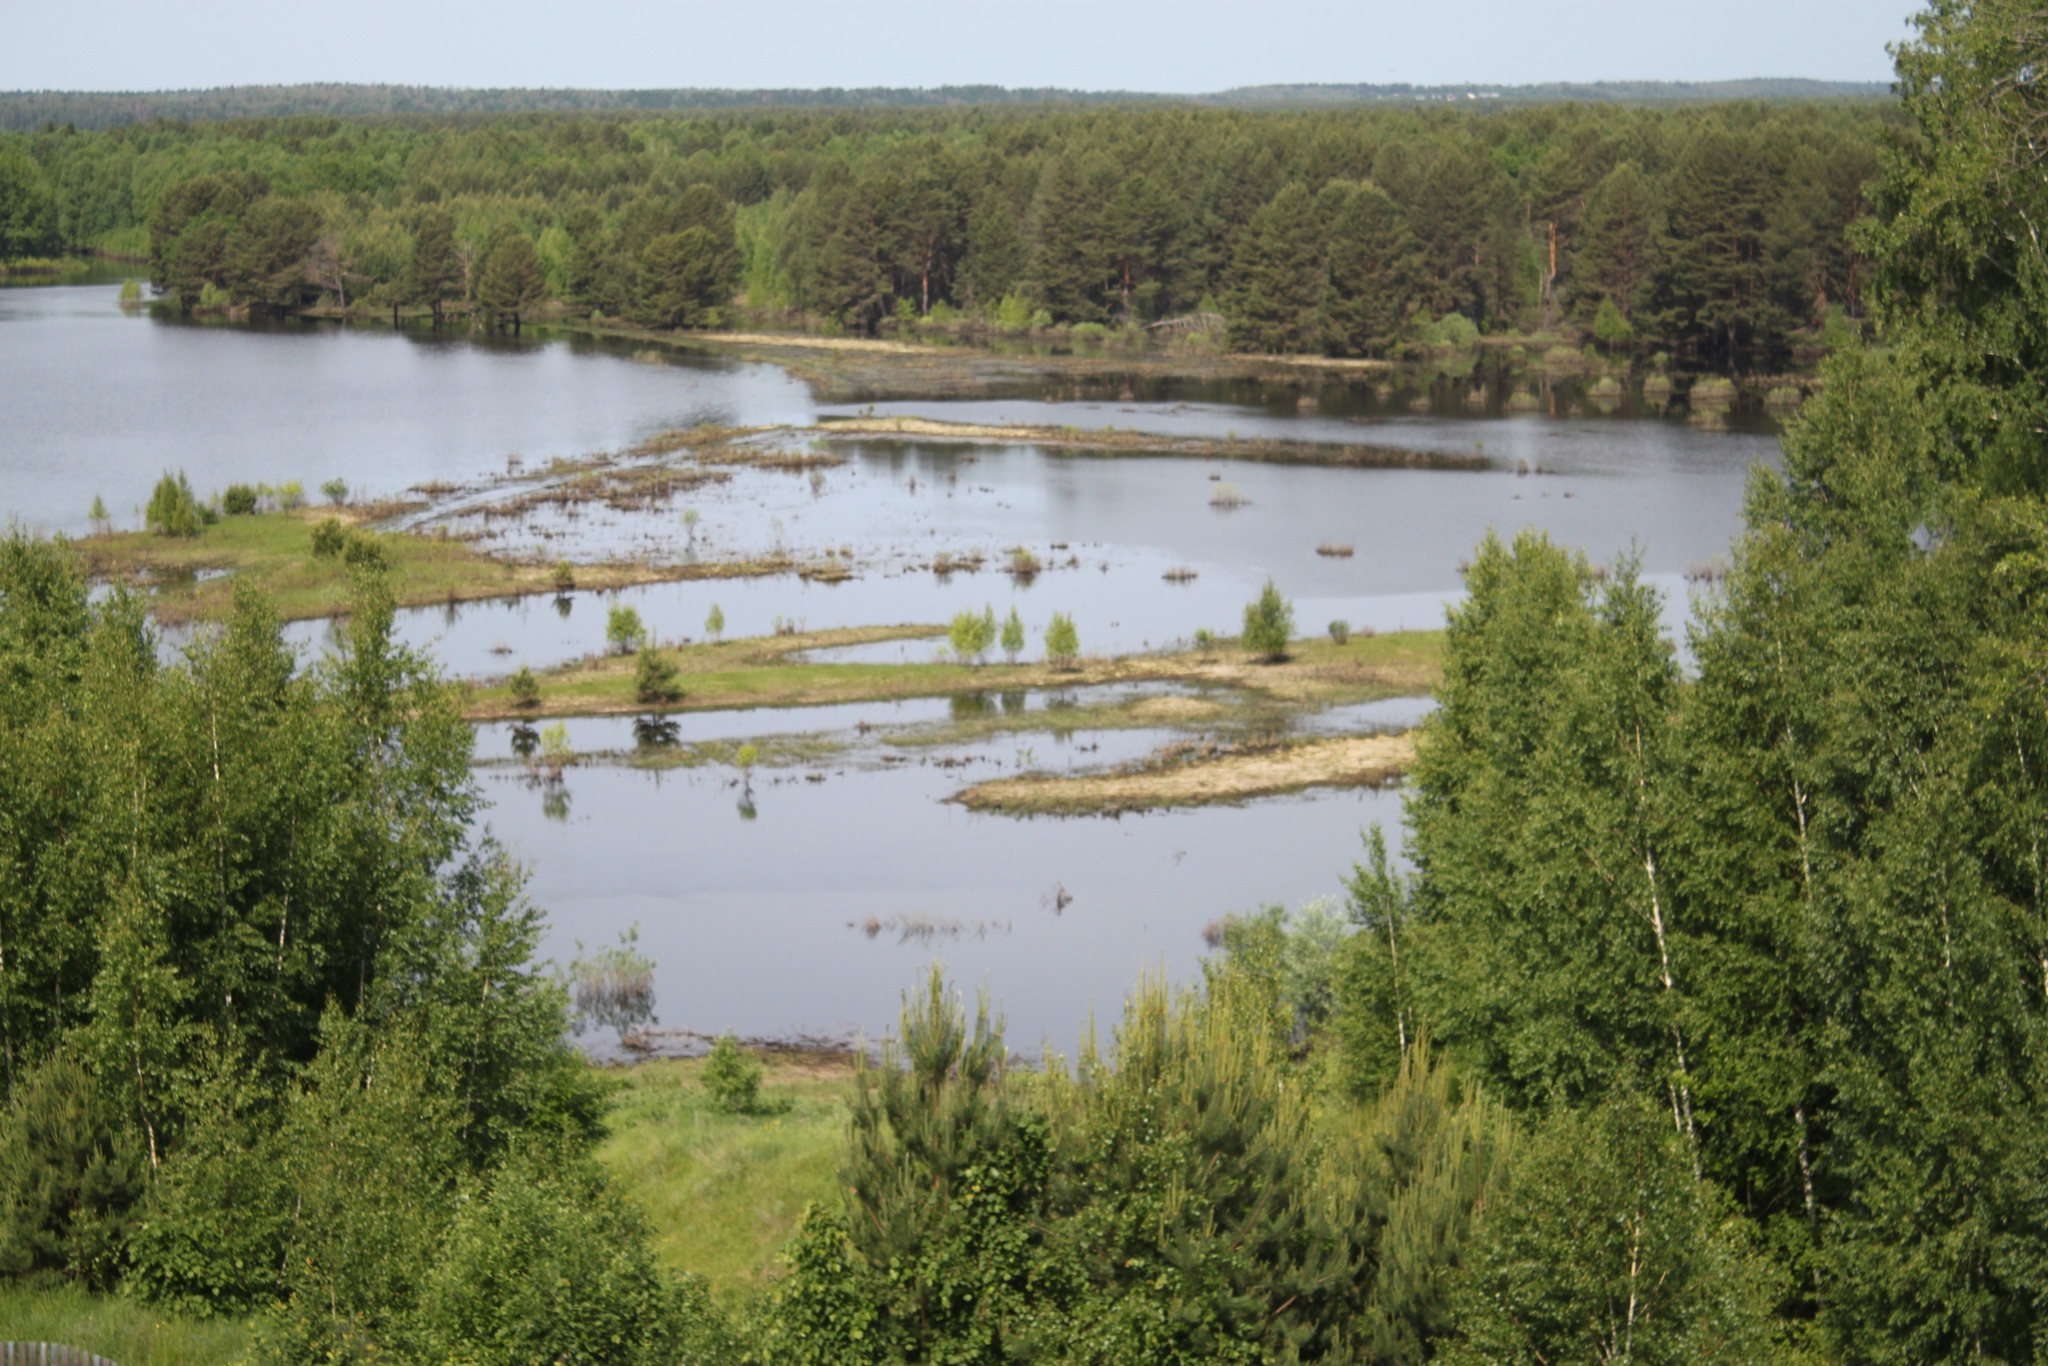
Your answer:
[3,0,1921,93]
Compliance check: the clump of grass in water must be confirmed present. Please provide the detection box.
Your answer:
[1209,482,1249,509]
[569,927,657,1039]
[1316,541,1354,558]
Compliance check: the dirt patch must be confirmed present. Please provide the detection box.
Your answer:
[955,732,1417,815]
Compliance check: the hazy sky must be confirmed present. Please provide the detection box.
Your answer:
[4,0,1920,93]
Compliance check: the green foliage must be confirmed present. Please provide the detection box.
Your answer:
[87,494,108,528]
[1043,611,1079,668]
[320,477,348,505]
[145,471,204,537]
[550,560,575,593]
[412,1152,724,1366]
[635,646,678,703]
[1328,618,1351,644]
[219,483,258,516]
[476,233,546,327]
[947,605,996,663]
[993,292,1033,331]
[0,1283,252,1366]
[606,602,647,653]
[404,209,460,320]
[1591,295,1635,346]
[1443,1101,1779,1366]
[0,146,59,260]
[704,602,724,641]
[309,516,346,557]
[1242,579,1295,659]
[508,663,539,708]
[700,1034,763,1115]
[998,606,1025,661]
[0,1053,146,1290]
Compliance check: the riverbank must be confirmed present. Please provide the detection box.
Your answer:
[813,415,1487,469]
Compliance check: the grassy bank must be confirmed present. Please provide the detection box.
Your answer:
[0,1285,251,1366]
[76,508,778,626]
[595,1055,854,1302]
[466,628,1444,721]
[815,415,1486,470]
[955,731,1416,815]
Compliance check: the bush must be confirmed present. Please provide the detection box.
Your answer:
[414,1155,721,1366]
[145,471,204,537]
[1044,612,1079,668]
[1242,579,1294,660]
[999,606,1026,662]
[1591,297,1635,347]
[342,532,387,571]
[1328,619,1351,644]
[994,293,1033,331]
[320,478,348,506]
[309,517,346,558]
[607,603,647,654]
[1069,321,1108,340]
[221,483,259,516]
[509,665,540,708]
[701,1034,763,1114]
[634,645,678,704]
[948,605,996,663]
[551,561,575,593]
[704,603,725,641]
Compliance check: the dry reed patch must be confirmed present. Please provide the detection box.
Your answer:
[1127,696,1227,724]
[955,732,1416,815]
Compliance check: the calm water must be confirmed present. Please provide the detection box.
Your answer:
[6,282,1781,1039]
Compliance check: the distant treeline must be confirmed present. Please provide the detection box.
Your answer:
[0,80,1893,131]
[0,100,1896,365]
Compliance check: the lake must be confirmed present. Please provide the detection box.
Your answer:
[1,282,1782,1046]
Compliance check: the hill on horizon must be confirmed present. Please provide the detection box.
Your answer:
[0,78,1892,130]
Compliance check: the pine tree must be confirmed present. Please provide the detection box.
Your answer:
[405,209,461,324]
[1227,183,1323,353]
[1571,161,1657,327]
[1318,181,1423,356]
[476,234,546,331]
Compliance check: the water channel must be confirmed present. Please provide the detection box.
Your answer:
[1,281,1784,1047]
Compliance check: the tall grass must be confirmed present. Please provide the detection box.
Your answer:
[0,1285,250,1366]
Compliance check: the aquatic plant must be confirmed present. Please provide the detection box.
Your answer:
[1316,541,1354,558]
[1044,612,1080,670]
[568,926,657,1037]
[701,1033,763,1114]
[1007,547,1041,578]
[320,477,348,505]
[537,722,573,782]
[509,665,540,708]
[1163,566,1198,582]
[1209,482,1249,509]
[1243,579,1295,661]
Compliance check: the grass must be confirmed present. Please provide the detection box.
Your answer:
[813,415,1486,471]
[595,1055,854,1303]
[75,509,772,626]
[469,627,1445,721]
[0,1284,251,1366]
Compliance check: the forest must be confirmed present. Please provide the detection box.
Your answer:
[10,1,2048,1361]
[0,94,1892,366]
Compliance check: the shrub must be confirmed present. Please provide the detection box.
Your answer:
[551,561,575,593]
[274,480,305,509]
[309,517,346,558]
[87,494,107,531]
[999,607,1026,662]
[1591,297,1635,347]
[413,1155,718,1366]
[1242,579,1295,660]
[995,293,1033,331]
[1044,612,1080,669]
[705,603,725,641]
[538,722,573,781]
[1193,627,1216,650]
[1328,619,1351,644]
[701,1034,763,1114]
[949,605,996,663]
[342,532,387,571]
[145,471,204,537]
[320,478,348,506]
[221,483,259,516]
[606,603,647,654]
[509,664,540,708]
[635,646,679,703]
[1070,321,1108,340]
[1028,308,1052,330]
